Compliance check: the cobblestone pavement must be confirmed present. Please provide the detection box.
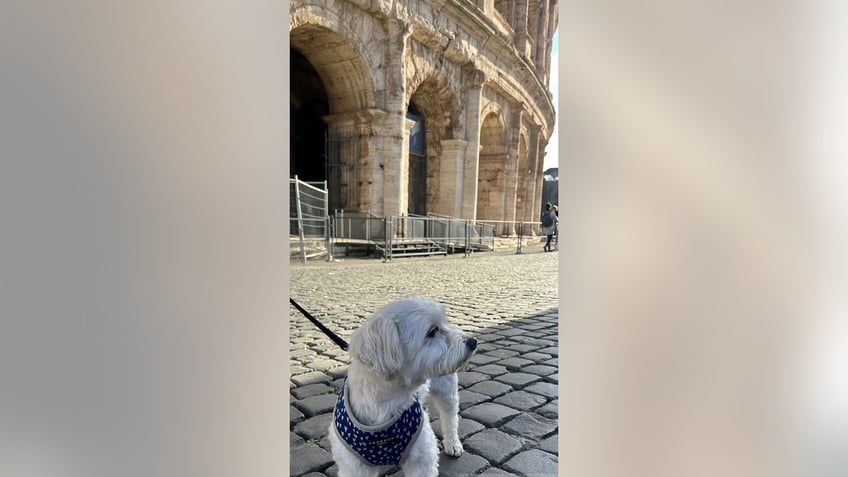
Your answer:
[290,245,559,476]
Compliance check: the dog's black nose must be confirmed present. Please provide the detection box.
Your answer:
[466,337,477,351]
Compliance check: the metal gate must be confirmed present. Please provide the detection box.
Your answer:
[290,176,330,263]
[325,126,361,212]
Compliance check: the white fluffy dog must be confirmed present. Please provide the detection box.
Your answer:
[328,298,477,477]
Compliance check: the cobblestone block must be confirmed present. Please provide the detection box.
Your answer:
[538,434,558,454]
[318,434,333,452]
[292,383,335,400]
[469,354,501,365]
[290,442,333,476]
[461,403,521,426]
[478,333,502,342]
[292,371,331,386]
[503,449,558,476]
[293,413,332,440]
[457,371,489,387]
[466,380,512,398]
[294,393,338,417]
[437,450,488,477]
[520,331,548,339]
[470,364,508,376]
[478,468,519,476]
[482,349,520,360]
[290,365,311,376]
[537,346,558,356]
[516,353,550,363]
[308,358,345,372]
[503,412,558,439]
[521,338,556,348]
[291,405,305,424]
[463,429,525,464]
[457,389,490,409]
[496,357,534,370]
[521,323,554,331]
[493,390,547,411]
[494,372,542,388]
[319,348,348,359]
[291,348,315,360]
[536,399,558,419]
[508,344,536,353]
[520,365,557,376]
[493,328,527,337]
[546,373,558,384]
[524,382,558,399]
[327,366,349,379]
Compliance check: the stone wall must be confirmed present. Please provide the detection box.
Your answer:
[290,0,556,234]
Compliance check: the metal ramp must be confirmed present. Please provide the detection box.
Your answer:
[379,238,447,259]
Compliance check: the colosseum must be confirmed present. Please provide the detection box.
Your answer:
[290,0,557,235]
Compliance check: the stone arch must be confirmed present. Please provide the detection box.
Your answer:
[406,75,462,216]
[289,20,376,210]
[290,23,374,115]
[476,111,508,221]
[405,40,463,140]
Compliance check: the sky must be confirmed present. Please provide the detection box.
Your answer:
[543,29,559,171]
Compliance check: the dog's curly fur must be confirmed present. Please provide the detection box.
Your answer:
[328,298,477,477]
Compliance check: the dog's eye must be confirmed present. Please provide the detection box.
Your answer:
[427,327,438,338]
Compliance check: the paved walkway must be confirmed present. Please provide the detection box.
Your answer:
[290,244,559,476]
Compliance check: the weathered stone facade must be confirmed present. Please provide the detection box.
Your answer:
[290,0,557,232]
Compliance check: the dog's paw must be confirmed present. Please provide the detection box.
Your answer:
[442,439,464,457]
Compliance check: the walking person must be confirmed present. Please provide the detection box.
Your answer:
[540,202,558,252]
[551,204,559,250]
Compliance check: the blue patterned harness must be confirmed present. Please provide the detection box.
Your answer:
[333,383,423,466]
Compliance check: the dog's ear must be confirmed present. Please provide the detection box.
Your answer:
[349,314,403,378]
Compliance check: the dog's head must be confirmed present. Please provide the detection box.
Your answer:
[348,298,477,386]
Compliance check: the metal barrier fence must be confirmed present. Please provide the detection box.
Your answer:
[459,219,552,254]
[332,210,387,242]
[290,176,330,263]
[423,214,496,252]
[290,202,547,261]
[331,212,497,260]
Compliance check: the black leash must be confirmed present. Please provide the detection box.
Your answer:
[289,298,349,351]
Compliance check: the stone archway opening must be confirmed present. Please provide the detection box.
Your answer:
[290,48,328,182]
[406,103,427,216]
[289,24,373,211]
[476,112,507,223]
[407,78,457,217]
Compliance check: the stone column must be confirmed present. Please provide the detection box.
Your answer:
[461,68,485,220]
[514,0,533,58]
[381,18,412,218]
[501,106,523,235]
[535,0,550,73]
[523,125,542,235]
[323,109,391,214]
[397,117,416,215]
[438,139,468,217]
[532,134,549,229]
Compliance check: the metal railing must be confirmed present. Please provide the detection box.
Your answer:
[291,200,550,261]
[331,212,497,260]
